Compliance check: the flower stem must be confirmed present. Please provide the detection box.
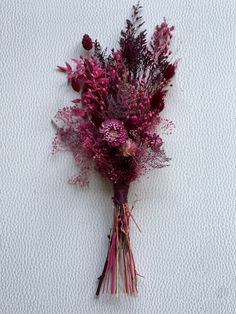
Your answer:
[96,199,138,296]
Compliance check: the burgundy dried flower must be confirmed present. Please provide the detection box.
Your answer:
[82,34,93,50]
[99,119,128,147]
[150,89,166,113]
[163,63,176,81]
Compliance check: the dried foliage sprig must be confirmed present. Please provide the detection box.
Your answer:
[52,3,177,296]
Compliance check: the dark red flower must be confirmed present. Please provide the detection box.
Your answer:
[150,90,166,113]
[82,34,93,50]
[163,63,176,81]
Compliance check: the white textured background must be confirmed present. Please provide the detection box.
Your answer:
[1,0,236,313]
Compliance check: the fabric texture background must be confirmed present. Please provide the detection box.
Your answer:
[1,0,236,313]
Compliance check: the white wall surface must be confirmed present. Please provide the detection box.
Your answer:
[1,0,236,313]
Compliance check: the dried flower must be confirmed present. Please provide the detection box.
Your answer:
[82,34,93,50]
[121,139,137,157]
[99,119,128,147]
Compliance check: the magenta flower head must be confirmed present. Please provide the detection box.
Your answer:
[99,119,128,147]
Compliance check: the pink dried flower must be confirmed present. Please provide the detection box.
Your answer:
[99,119,128,147]
[82,34,93,50]
[121,139,137,157]
[151,20,174,58]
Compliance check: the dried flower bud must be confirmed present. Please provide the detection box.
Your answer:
[82,34,93,50]
[163,63,176,81]
[121,139,137,157]
[71,77,80,92]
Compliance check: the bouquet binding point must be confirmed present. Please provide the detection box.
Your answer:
[52,3,177,296]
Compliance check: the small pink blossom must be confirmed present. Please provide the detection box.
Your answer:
[121,139,137,157]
